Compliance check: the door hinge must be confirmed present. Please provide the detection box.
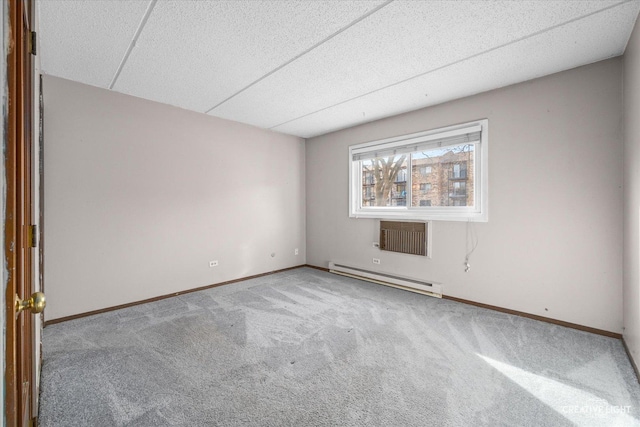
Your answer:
[29,31,36,55]
[28,225,37,248]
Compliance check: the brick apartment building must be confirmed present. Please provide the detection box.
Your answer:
[362,149,475,208]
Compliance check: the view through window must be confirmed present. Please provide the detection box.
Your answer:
[350,120,488,221]
[360,144,474,208]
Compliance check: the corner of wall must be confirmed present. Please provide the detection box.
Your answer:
[43,77,308,320]
[623,12,640,378]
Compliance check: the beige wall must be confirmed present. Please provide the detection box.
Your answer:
[624,16,640,370]
[307,59,624,333]
[43,76,306,320]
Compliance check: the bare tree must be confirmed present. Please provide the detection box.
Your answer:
[363,155,407,206]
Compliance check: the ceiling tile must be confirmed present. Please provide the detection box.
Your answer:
[38,0,151,88]
[37,0,639,138]
[274,1,640,138]
[210,0,623,131]
[112,0,386,112]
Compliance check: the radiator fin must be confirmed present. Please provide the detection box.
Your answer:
[380,221,426,256]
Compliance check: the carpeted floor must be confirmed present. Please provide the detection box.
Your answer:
[39,267,640,426]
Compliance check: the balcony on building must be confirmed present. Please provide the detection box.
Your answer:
[449,169,468,180]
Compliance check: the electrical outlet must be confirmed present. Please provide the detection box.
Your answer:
[295,248,299,255]
[373,258,381,264]
[209,260,218,267]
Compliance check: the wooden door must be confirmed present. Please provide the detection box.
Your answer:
[5,0,40,425]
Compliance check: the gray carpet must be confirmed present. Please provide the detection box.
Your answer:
[39,267,640,426]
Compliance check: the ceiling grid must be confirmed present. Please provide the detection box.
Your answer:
[38,0,640,138]
[269,0,637,135]
[204,0,395,114]
[108,0,158,89]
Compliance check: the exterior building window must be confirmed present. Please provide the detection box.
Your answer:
[395,168,407,183]
[364,187,373,199]
[452,163,467,179]
[450,181,467,206]
[363,171,374,185]
[349,119,488,222]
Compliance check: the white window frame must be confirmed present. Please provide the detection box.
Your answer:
[349,119,488,222]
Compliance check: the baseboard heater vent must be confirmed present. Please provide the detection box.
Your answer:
[380,221,427,256]
[329,262,442,298]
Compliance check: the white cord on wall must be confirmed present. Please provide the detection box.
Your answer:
[465,219,478,272]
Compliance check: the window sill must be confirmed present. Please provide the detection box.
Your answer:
[350,209,488,222]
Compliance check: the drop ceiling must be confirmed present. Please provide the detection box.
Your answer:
[38,0,640,139]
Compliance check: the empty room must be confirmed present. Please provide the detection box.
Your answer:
[3,0,640,426]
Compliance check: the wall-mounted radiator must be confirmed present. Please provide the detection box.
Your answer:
[380,221,428,256]
[328,262,442,298]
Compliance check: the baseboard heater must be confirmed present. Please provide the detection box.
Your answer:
[328,262,442,298]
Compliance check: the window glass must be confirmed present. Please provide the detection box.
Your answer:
[360,155,408,207]
[350,120,488,221]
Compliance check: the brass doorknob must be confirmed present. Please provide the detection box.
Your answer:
[15,292,46,314]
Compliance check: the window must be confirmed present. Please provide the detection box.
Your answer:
[363,171,374,185]
[349,119,488,221]
[363,186,374,199]
[392,182,407,206]
[395,168,407,182]
[452,163,467,179]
